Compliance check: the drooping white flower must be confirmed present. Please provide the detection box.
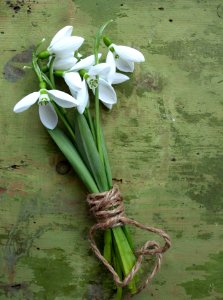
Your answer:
[88,63,117,108]
[64,62,117,113]
[98,51,129,110]
[109,43,145,72]
[13,89,78,129]
[47,26,84,56]
[105,51,129,85]
[53,52,78,70]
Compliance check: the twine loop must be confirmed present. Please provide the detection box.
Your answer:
[87,186,171,294]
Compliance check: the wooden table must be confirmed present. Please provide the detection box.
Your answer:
[0,1,222,299]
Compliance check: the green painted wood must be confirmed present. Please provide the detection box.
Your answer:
[0,0,222,299]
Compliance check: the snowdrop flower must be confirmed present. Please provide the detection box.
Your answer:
[47,26,84,56]
[105,51,129,85]
[64,61,117,113]
[100,51,129,109]
[53,52,78,70]
[67,73,89,114]
[38,26,84,68]
[103,37,145,72]
[61,54,99,113]
[87,63,117,106]
[13,89,78,129]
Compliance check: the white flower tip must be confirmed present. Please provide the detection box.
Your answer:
[65,25,73,31]
[47,123,57,130]
[13,106,18,113]
[133,49,145,62]
[41,38,46,43]
[23,65,31,70]
[77,36,84,45]
[77,105,85,114]
[139,53,145,62]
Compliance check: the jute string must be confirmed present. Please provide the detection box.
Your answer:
[87,186,171,294]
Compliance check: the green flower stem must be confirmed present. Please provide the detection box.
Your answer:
[103,228,112,263]
[32,53,44,84]
[99,125,113,189]
[113,239,123,300]
[53,104,76,143]
[94,83,104,162]
[103,36,112,47]
[49,55,56,89]
[112,227,137,294]
[93,20,113,164]
[41,72,54,89]
[122,225,134,251]
[84,108,96,142]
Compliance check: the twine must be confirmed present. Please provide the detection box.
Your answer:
[87,186,171,294]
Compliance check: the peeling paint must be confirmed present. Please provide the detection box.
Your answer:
[181,252,223,299]
[3,47,34,82]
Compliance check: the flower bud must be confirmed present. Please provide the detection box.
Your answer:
[103,36,112,47]
[38,50,50,59]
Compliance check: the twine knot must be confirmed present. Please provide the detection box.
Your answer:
[87,186,171,294]
[87,186,125,228]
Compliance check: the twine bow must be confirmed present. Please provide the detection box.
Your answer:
[87,186,171,294]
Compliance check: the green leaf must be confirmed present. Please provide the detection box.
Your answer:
[48,127,99,193]
[103,229,112,264]
[94,19,113,63]
[112,237,123,300]
[74,111,108,192]
[112,227,137,294]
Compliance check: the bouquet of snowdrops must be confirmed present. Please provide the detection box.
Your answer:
[13,21,170,299]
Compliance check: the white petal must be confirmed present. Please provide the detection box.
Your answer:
[112,44,145,62]
[70,53,102,71]
[103,103,113,110]
[48,36,84,54]
[110,73,129,84]
[13,92,40,113]
[50,26,73,47]
[106,51,116,74]
[64,72,82,90]
[115,57,134,72]
[77,80,89,114]
[53,56,78,70]
[69,87,78,99]
[70,55,94,71]
[48,90,78,108]
[54,51,75,59]
[98,78,117,105]
[88,63,110,76]
[39,103,58,129]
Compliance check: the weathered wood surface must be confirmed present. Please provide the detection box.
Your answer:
[0,0,222,299]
